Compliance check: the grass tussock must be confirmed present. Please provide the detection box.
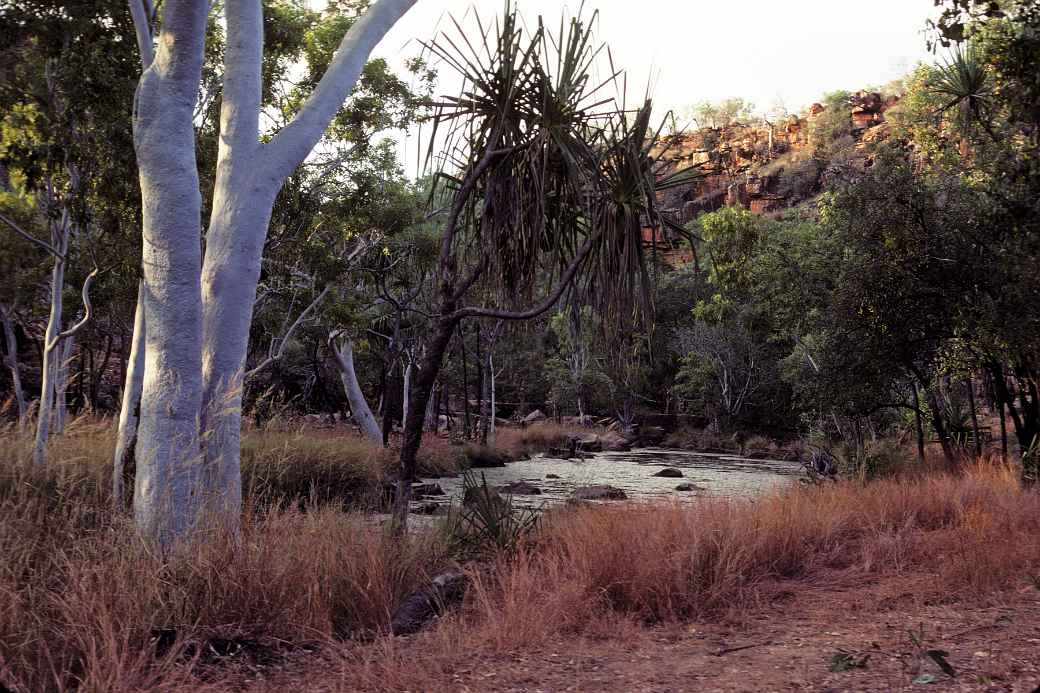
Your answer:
[489,422,602,458]
[0,458,452,692]
[241,430,395,507]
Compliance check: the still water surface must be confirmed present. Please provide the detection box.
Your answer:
[418,448,802,510]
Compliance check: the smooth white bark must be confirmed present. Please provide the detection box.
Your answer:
[32,208,68,468]
[402,357,412,428]
[330,335,383,444]
[113,282,146,508]
[196,0,417,521]
[131,0,209,547]
[52,335,73,435]
[127,0,416,543]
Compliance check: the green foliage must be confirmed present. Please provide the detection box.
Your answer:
[444,471,539,557]
[809,90,853,152]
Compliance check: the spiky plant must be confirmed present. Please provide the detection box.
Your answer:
[931,44,995,134]
[391,1,701,530]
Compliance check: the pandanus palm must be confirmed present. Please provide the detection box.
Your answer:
[390,1,698,529]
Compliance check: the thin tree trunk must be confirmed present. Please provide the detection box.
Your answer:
[330,336,383,444]
[113,284,145,509]
[479,350,491,446]
[52,335,74,435]
[424,382,438,432]
[393,316,456,532]
[402,356,412,428]
[33,227,67,468]
[460,327,471,438]
[474,332,484,440]
[0,304,26,428]
[966,375,982,459]
[926,386,957,465]
[998,395,1008,461]
[911,381,926,463]
[489,354,497,436]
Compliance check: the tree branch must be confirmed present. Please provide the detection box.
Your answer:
[262,0,418,180]
[47,268,98,352]
[0,212,64,259]
[128,0,155,70]
[245,285,329,380]
[219,0,263,156]
[452,234,597,322]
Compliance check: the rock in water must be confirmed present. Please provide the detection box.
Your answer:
[497,480,542,495]
[390,569,469,636]
[571,485,628,501]
[522,409,546,424]
[675,483,701,492]
[465,446,508,468]
[412,482,446,496]
[546,473,561,479]
[576,435,603,452]
[653,468,684,478]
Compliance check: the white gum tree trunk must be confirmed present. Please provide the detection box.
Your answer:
[195,0,417,517]
[331,336,383,444]
[113,282,146,508]
[128,0,417,544]
[0,304,27,429]
[131,0,209,546]
[402,357,412,428]
[32,214,68,468]
[52,335,74,434]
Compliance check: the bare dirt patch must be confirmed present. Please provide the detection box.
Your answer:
[247,576,1040,692]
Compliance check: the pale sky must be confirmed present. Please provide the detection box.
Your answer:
[359,0,939,171]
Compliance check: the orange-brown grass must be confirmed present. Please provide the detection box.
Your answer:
[490,422,610,458]
[2,421,1037,691]
[454,462,1040,650]
[0,430,453,692]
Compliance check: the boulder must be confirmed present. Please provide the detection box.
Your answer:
[571,485,628,501]
[575,435,603,453]
[523,409,546,424]
[464,445,508,468]
[653,468,684,478]
[463,484,503,507]
[675,483,701,492]
[497,480,542,495]
[412,482,445,496]
[546,473,561,479]
[390,569,470,636]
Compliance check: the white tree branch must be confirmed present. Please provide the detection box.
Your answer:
[47,268,98,352]
[245,285,329,381]
[128,0,156,70]
[262,0,418,180]
[219,0,263,156]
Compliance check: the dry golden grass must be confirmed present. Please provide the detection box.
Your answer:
[1,419,1037,691]
[452,461,1040,652]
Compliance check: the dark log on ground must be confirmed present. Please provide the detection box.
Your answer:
[390,568,470,636]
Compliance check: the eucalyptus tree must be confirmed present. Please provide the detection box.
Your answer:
[126,0,418,545]
[0,0,140,464]
[389,3,693,528]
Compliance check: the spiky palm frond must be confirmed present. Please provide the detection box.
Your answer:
[423,1,701,328]
[931,44,994,130]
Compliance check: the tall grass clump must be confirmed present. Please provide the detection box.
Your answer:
[0,424,455,692]
[241,430,395,507]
